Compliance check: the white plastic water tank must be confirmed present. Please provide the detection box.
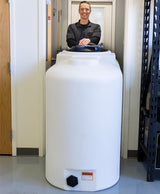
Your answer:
[46,49,123,191]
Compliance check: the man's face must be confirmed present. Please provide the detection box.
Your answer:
[79,3,91,20]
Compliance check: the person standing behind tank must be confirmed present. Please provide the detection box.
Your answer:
[66,1,101,48]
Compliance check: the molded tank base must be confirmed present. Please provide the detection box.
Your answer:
[46,171,120,191]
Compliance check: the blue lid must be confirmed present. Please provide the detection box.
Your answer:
[68,45,107,52]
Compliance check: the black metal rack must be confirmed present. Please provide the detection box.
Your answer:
[138,0,160,181]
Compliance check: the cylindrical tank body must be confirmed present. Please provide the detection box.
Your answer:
[46,50,123,191]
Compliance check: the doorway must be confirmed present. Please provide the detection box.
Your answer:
[0,0,12,155]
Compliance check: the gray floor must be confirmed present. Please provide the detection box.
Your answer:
[0,156,160,194]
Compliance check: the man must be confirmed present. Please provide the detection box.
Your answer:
[66,1,101,48]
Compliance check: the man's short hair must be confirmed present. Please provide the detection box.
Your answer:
[79,1,91,10]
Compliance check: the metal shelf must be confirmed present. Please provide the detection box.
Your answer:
[138,0,160,181]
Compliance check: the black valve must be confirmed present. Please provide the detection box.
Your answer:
[66,175,78,187]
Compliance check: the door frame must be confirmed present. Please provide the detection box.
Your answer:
[9,0,16,156]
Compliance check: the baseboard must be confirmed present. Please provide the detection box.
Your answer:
[128,150,137,158]
[17,148,39,156]
[16,148,137,158]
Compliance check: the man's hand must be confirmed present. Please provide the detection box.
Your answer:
[79,38,91,46]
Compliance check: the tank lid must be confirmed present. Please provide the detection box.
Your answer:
[67,44,107,52]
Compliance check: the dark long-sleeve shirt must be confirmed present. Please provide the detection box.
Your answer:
[66,20,101,48]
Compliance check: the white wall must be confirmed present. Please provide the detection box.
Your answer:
[10,0,46,156]
[122,0,144,157]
